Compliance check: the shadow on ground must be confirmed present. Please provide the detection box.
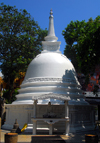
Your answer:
[31,135,66,143]
[1,129,100,143]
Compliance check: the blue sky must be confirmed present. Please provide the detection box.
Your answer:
[1,0,100,54]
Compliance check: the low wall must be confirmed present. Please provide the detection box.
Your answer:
[2,104,95,133]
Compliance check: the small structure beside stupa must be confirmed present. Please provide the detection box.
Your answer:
[2,9,95,135]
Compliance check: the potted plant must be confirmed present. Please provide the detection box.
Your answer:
[5,133,18,143]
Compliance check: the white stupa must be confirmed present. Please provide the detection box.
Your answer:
[2,10,95,134]
[12,9,85,105]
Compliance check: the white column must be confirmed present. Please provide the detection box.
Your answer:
[5,108,9,124]
[65,121,69,135]
[65,100,69,136]
[65,100,69,118]
[49,124,53,135]
[33,100,37,118]
[33,120,37,135]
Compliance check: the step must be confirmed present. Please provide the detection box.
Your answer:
[24,124,49,133]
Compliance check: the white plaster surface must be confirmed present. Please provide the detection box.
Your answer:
[2,104,95,133]
[11,9,86,105]
[2,10,94,134]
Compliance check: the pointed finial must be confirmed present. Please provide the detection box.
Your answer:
[44,9,58,42]
[42,9,61,52]
[50,9,53,17]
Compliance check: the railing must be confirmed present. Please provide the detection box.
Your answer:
[84,92,100,97]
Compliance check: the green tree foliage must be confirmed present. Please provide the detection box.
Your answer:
[0,3,47,102]
[3,88,19,103]
[62,16,100,79]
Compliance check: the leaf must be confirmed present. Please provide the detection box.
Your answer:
[0,3,48,103]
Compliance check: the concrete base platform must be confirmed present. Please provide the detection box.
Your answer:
[1,129,100,143]
[31,135,65,143]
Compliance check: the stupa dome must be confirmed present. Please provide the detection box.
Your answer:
[24,52,77,80]
[12,9,87,105]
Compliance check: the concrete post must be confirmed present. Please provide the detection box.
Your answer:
[65,100,69,135]
[65,100,69,118]
[33,100,37,118]
[49,124,53,135]
[65,120,69,135]
[33,120,37,135]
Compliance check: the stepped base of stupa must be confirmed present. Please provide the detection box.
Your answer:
[2,103,95,134]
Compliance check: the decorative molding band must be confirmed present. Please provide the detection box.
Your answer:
[43,45,60,51]
[22,77,78,84]
[42,41,61,51]
[32,93,71,101]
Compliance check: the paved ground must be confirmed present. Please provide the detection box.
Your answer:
[0,129,100,143]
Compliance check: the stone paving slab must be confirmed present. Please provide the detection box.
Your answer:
[0,129,84,143]
[1,129,100,143]
[31,135,66,143]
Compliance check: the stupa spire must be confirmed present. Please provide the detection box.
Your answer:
[45,9,58,42]
[42,9,61,52]
[50,8,53,17]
